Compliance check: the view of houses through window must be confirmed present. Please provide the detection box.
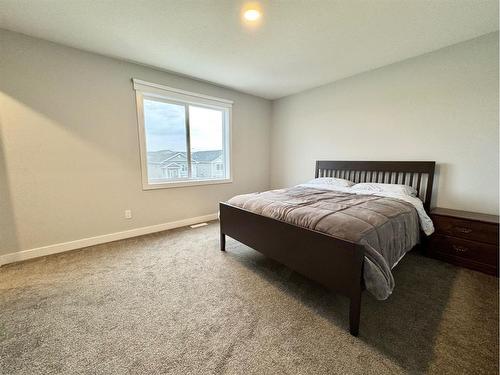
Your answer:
[147,149,225,180]
[142,98,228,183]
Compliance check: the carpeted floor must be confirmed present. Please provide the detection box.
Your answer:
[0,221,498,374]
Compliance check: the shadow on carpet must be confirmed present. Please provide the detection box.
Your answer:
[226,242,493,374]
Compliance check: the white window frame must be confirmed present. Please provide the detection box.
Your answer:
[133,79,233,189]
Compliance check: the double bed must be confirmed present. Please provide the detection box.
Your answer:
[219,161,435,336]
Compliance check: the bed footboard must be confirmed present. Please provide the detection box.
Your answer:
[219,202,364,336]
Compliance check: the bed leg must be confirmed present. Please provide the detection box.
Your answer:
[220,231,226,251]
[349,291,361,336]
[349,245,364,337]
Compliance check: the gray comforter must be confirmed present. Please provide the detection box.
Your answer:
[227,186,420,300]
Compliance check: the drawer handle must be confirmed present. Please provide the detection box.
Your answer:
[454,227,472,234]
[452,245,469,253]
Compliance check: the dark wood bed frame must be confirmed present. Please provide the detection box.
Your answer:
[219,161,436,336]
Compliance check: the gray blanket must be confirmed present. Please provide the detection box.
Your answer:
[227,186,420,300]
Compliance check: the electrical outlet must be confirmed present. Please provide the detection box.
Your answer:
[124,209,132,219]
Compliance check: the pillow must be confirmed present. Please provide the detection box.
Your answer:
[351,183,417,197]
[305,177,354,188]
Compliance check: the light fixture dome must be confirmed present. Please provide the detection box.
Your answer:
[243,9,261,21]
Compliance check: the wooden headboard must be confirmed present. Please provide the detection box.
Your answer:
[315,161,436,211]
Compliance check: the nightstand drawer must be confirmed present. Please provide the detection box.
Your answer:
[433,215,499,244]
[429,234,498,267]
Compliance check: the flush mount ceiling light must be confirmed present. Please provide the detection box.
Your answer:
[243,9,261,21]
[241,2,262,25]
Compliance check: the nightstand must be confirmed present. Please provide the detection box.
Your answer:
[428,208,499,276]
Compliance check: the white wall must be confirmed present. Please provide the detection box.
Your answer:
[0,30,272,256]
[271,32,499,215]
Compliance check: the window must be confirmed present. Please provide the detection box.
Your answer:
[134,79,232,189]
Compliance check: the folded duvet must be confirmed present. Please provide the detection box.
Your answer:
[227,185,432,300]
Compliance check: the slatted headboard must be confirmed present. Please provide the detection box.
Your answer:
[315,161,436,211]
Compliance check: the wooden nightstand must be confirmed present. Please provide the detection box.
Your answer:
[428,208,499,276]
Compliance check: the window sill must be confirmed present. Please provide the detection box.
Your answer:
[143,178,233,190]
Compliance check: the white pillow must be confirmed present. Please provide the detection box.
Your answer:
[351,183,417,197]
[306,177,354,188]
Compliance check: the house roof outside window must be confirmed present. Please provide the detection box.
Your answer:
[147,150,223,164]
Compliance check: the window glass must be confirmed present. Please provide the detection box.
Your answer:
[189,105,224,180]
[135,80,232,188]
[143,99,187,181]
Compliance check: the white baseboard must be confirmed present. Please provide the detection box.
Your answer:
[0,213,218,267]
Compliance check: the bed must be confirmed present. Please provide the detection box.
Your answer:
[219,160,435,336]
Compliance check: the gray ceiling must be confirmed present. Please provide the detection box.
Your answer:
[0,0,498,99]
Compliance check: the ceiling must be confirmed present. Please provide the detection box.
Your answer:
[0,0,498,99]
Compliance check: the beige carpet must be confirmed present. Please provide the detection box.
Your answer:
[0,221,498,374]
